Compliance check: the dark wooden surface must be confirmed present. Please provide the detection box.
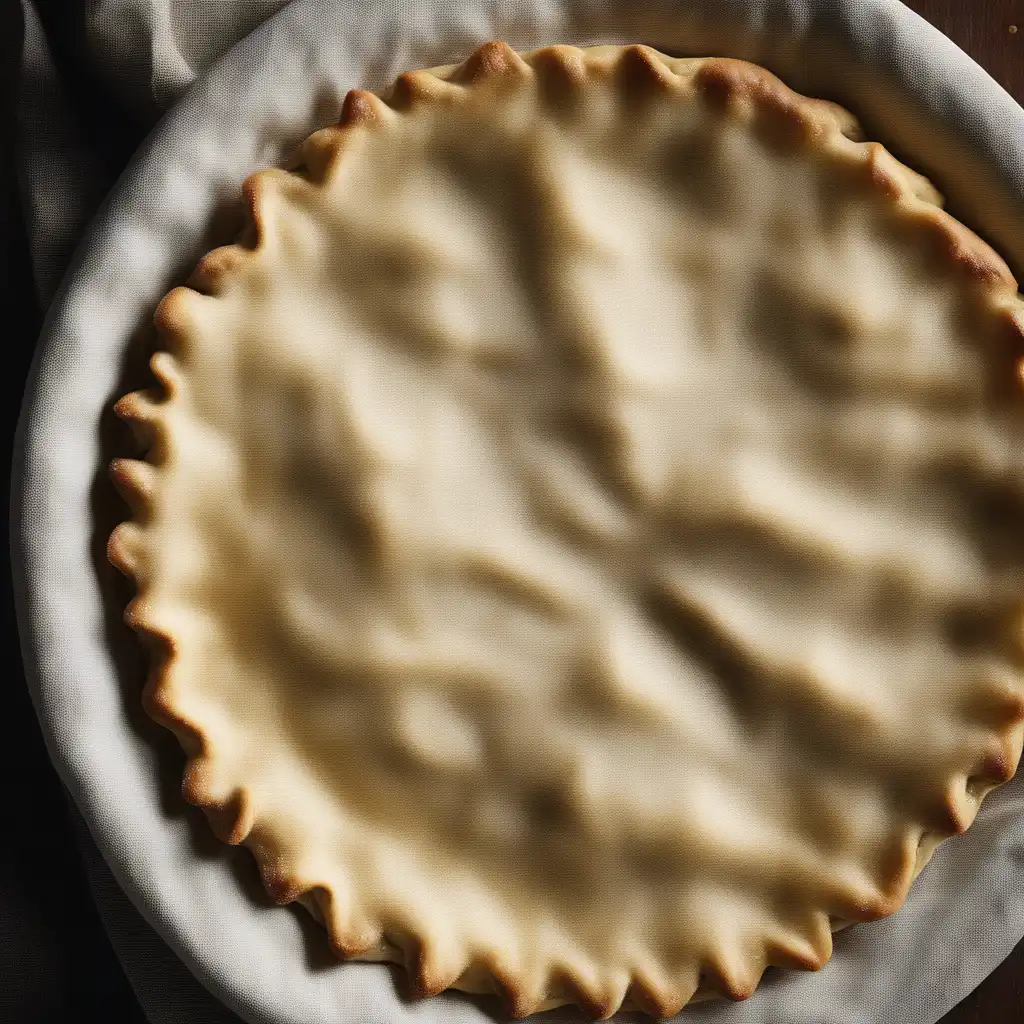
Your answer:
[902,5,1024,1021]
[904,0,1024,101]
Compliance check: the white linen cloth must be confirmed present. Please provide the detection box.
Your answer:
[13,2,1024,1022]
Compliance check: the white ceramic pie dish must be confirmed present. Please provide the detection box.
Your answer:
[11,2,1024,1023]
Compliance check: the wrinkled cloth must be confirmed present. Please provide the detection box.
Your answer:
[12,2,1024,1023]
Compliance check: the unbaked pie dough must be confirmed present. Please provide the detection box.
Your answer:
[109,42,1024,1018]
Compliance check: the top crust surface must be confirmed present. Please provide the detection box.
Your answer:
[110,43,1024,1019]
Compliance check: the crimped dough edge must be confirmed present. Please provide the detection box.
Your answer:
[107,42,1024,1019]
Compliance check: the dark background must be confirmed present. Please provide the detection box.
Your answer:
[2,1,1023,1021]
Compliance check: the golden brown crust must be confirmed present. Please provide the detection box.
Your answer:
[340,88,394,127]
[454,39,532,84]
[108,42,1024,1018]
[614,43,679,94]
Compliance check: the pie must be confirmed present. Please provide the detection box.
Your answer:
[108,42,1024,1018]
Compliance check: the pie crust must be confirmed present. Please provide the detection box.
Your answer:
[109,42,1024,1018]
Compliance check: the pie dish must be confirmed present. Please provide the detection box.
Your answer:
[107,41,1024,1019]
